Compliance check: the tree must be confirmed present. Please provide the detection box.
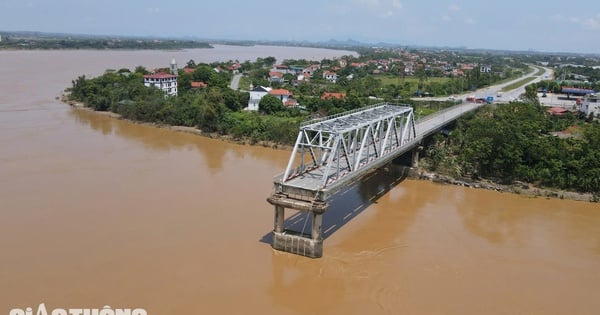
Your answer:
[263,56,276,67]
[192,65,214,83]
[259,94,284,114]
[522,85,540,106]
[134,66,148,75]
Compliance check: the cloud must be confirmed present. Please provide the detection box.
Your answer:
[580,16,600,30]
[442,15,451,22]
[448,4,460,12]
[464,18,476,24]
[356,0,403,17]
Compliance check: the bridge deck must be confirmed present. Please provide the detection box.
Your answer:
[273,102,485,200]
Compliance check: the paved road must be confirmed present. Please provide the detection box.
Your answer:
[230,73,243,90]
[414,65,553,103]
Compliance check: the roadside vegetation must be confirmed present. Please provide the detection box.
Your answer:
[421,100,600,199]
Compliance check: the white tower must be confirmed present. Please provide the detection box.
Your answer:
[170,58,177,76]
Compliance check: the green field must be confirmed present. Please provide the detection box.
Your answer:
[378,75,451,87]
[238,75,251,90]
[378,75,452,95]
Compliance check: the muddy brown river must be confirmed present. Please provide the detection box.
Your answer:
[1,47,599,314]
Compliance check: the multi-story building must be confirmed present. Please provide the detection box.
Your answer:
[143,73,178,97]
[143,59,178,97]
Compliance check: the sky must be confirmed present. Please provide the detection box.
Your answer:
[1,0,600,54]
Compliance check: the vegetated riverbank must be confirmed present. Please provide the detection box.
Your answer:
[417,101,600,203]
[414,167,594,202]
[63,95,597,203]
[62,95,292,150]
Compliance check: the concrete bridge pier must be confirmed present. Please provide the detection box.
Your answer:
[267,194,328,258]
[411,146,422,168]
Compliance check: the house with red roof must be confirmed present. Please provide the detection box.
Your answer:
[268,71,284,84]
[270,89,293,103]
[228,63,241,73]
[273,64,290,74]
[303,65,320,76]
[546,107,571,116]
[284,99,298,107]
[190,81,207,89]
[321,92,346,100]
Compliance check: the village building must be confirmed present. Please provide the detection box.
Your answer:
[268,71,284,84]
[245,86,296,110]
[190,81,207,89]
[579,93,600,118]
[245,86,271,111]
[272,64,290,74]
[321,92,346,100]
[143,73,178,97]
[270,89,293,103]
[143,59,178,97]
[323,71,338,83]
[228,63,241,73]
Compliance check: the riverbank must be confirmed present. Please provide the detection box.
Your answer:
[414,169,595,203]
[63,96,595,203]
[62,96,292,150]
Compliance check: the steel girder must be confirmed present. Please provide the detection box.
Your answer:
[282,103,416,188]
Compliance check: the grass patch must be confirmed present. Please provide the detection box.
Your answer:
[238,75,251,90]
[501,76,537,92]
[534,66,545,76]
[378,75,451,87]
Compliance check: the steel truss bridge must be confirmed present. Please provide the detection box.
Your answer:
[267,102,484,257]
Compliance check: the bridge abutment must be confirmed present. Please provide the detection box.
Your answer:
[267,193,327,258]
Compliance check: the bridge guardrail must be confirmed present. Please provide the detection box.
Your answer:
[300,102,406,127]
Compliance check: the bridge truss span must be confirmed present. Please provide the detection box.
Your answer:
[281,103,416,196]
[268,101,486,257]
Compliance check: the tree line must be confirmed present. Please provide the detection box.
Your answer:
[423,101,600,198]
[67,67,301,145]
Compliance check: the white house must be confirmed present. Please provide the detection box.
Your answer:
[579,93,600,118]
[323,71,338,83]
[143,73,178,97]
[245,86,271,111]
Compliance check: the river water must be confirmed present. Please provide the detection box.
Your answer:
[1,46,599,315]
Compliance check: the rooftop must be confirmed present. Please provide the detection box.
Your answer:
[144,73,177,79]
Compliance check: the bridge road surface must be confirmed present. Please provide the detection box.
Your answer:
[275,101,486,200]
